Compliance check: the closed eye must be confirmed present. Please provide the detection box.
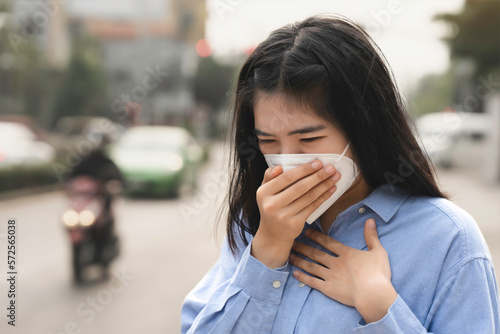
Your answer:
[300,137,323,143]
[258,138,275,144]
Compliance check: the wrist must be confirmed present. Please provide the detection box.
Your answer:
[355,279,398,324]
[251,229,293,269]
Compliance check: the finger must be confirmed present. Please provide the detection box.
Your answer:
[278,165,339,206]
[291,241,333,266]
[289,254,330,278]
[266,160,324,194]
[292,270,326,291]
[261,165,283,185]
[305,229,348,256]
[364,218,381,251]
[292,180,337,220]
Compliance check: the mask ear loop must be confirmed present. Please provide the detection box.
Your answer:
[339,142,350,159]
[337,141,361,178]
[334,141,351,162]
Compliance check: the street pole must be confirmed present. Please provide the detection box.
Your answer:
[483,94,500,184]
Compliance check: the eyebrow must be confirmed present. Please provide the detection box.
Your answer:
[254,125,326,137]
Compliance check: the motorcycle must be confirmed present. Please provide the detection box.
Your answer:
[62,175,121,284]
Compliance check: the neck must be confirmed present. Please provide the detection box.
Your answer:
[319,175,374,233]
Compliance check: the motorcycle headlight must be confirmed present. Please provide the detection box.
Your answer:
[166,154,184,171]
[63,210,79,228]
[79,210,96,227]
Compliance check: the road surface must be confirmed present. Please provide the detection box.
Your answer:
[0,143,498,333]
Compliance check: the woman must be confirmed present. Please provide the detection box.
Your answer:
[181,15,499,333]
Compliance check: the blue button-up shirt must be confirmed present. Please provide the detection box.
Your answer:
[181,184,499,333]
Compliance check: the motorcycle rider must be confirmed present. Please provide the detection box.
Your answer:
[66,132,122,282]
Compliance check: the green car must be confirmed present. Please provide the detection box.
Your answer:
[109,126,204,197]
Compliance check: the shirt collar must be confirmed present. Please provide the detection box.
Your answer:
[360,184,411,223]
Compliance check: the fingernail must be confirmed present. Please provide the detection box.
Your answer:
[328,185,337,193]
[312,161,321,169]
[331,172,341,181]
[289,254,295,260]
[325,165,335,174]
[368,219,376,228]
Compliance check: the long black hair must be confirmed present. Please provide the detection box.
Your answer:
[223,15,446,254]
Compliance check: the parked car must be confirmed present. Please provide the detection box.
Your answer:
[55,116,126,139]
[416,111,490,169]
[53,116,126,152]
[0,121,56,168]
[109,126,204,197]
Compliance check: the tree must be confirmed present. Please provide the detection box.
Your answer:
[409,65,455,116]
[193,56,237,111]
[435,0,500,79]
[0,0,9,12]
[50,31,108,128]
[0,0,46,119]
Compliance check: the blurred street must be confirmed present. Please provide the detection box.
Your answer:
[0,144,226,334]
[0,143,499,333]
[0,0,498,332]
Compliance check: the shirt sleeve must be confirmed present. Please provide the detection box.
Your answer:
[180,234,291,334]
[353,256,499,333]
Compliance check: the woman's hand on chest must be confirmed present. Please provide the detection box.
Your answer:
[289,218,398,324]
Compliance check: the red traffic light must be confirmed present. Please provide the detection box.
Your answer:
[196,39,212,58]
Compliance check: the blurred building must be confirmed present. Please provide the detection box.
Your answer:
[8,0,207,126]
[70,0,207,126]
[8,1,70,68]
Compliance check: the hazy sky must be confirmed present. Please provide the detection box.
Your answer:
[66,0,466,92]
[205,0,466,92]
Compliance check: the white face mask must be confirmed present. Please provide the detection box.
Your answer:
[263,142,360,225]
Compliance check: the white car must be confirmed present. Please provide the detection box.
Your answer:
[416,111,490,169]
[0,122,56,168]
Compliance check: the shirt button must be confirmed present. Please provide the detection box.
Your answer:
[298,282,305,288]
[272,280,281,289]
[358,206,366,214]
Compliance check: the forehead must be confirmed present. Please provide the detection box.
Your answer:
[253,91,326,132]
